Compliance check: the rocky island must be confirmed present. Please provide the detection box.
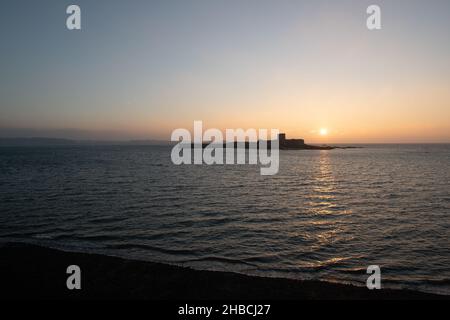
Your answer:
[192,133,357,150]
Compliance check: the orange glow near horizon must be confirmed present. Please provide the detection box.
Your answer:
[2,1,450,143]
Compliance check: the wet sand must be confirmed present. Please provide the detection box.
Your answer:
[0,242,446,300]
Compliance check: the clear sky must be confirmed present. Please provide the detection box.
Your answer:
[1,0,449,142]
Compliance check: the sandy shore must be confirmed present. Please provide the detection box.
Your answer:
[0,242,446,300]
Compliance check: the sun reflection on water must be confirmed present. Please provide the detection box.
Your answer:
[309,152,337,215]
[303,152,356,268]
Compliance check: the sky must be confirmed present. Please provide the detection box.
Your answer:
[1,0,449,143]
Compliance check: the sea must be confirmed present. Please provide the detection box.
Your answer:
[0,144,449,295]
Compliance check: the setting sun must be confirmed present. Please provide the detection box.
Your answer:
[319,128,328,136]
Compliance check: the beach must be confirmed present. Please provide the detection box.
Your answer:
[0,243,446,300]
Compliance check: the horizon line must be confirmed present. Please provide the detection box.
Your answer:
[1,137,450,145]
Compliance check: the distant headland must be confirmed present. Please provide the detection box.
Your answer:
[278,133,360,150]
[191,133,359,150]
[0,135,360,149]
[278,133,333,150]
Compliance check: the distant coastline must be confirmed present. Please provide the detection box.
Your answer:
[2,137,447,148]
[188,132,360,150]
[0,137,356,149]
[1,243,447,300]
[0,137,170,147]
[189,141,339,150]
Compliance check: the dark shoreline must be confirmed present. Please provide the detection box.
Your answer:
[0,243,447,300]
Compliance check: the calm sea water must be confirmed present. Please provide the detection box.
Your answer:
[1,144,449,295]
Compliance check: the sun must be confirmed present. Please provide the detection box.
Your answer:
[319,128,328,136]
